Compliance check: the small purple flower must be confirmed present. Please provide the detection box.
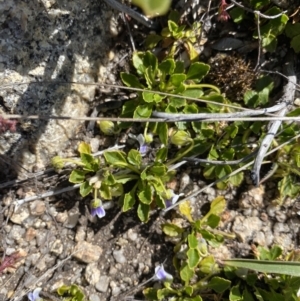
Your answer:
[153,265,173,282]
[90,199,106,219]
[129,133,152,157]
[165,190,184,208]
[28,288,42,301]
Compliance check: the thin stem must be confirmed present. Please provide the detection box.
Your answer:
[167,139,195,166]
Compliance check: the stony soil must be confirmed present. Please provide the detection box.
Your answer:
[1,1,300,301]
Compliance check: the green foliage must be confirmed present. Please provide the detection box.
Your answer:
[132,0,171,17]
[145,10,201,61]
[57,284,87,301]
[230,0,295,53]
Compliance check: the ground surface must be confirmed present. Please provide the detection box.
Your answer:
[1,1,300,301]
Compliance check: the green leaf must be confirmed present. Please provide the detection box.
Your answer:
[215,165,232,178]
[278,175,300,198]
[169,96,186,108]
[138,183,152,204]
[285,23,300,38]
[174,61,184,73]
[149,163,167,176]
[69,170,86,183]
[134,104,152,118]
[100,183,112,200]
[145,34,163,49]
[229,173,244,186]
[80,153,99,171]
[169,73,186,87]
[187,248,201,268]
[225,259,300,276]
[143,287,158,300]
[199,255,219,274]
[123,190,136,211]
[250,0,269,9]
[229,7,245,23]
[120,72,144,88]
[155,147,168,162]
[208,277,231,293]
[78,141,91,154]
[262,34,277,52]
[188,233,198,248]
[142,91,164,103]
[159,59,175,75]
[137,202,150,222]
[144,51,158,72]
[127,149,142,168]
[104,151,127,167]
[157,122,168,146]
[206,214,220,229]
[179,201,193,222]
[290,35,300,53]
[180,263,194,283]
[79,181,93,197]
[230,284,242,301]
[186,62,210,81]
[162,223,184,236]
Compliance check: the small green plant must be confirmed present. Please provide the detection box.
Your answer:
[143,197,233,300]
[229,0,291,53]
[57,284,87,301]
[145,10,201,61]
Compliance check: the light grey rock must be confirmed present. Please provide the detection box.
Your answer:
[10,207,30,224]
[50,239,63,255]
[56,211,68,224]
[95,276,110,293]
[9,225,25,241]
[89,294,100,301]
[232,216,262,243]
[127,229,138,241]
[29,200,46,216]
[73,241,102,263]
[85,263,101,286]
[113,249,126,264]
[75,226,86,242]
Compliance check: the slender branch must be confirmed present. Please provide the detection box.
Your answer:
[162,131,300,214]
[251,51,296,185]
[103,0,158,29]
[230,0,287,18]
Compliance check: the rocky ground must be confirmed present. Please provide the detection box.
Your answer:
[1,1,300,301]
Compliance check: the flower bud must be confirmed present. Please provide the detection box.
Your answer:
[98,121,115,135]
[170,130,191,146]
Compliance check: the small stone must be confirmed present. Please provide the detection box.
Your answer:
[95,276,110,293]
[89,294,100,301]
[51,239,64,255]
[25,227,36,241]
[73,241,102,263]
[29,200,46,216]
[89,138,100,153]
[75,226,86,242]
[9,225,25,241]
[56,211,68,223]
[127,229,137,241]
[85,263,101,285]
[113,249,126,264]
[64,212,80,229]
[10,207,30,225]
[232,216,262,243]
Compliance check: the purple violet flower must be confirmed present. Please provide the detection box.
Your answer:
[165,190,184,208]
[90,199,106,219]
[153,265,173,281]
[28,288,42,301]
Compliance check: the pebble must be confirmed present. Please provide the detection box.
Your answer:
[10,207,30,225]
[113,249,126,264]
[50,239,64,255]
[29,200,46,216]
[73,241,103,263]
[95,276,110,293]
[127,229,138,241]
[56,211,68,224]
[75,226,87,242]
[232,216,262,243]
[85,263,101,286]
[89,294,100,301]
